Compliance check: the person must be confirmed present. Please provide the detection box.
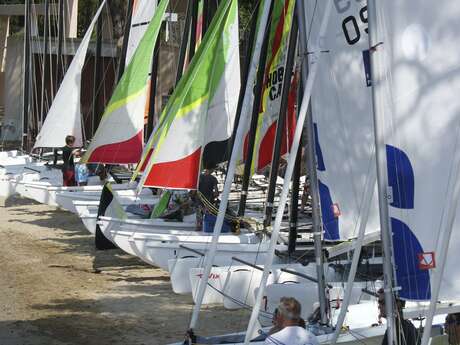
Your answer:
[62,135,80,187]
[377,289,420,345]
[445,313,460,345]
[264,297,319,345]
[198,168,219,204]
[196,168,219,230]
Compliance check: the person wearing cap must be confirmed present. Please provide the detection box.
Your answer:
[264,297,318,345]
[445,312,460,345]
[377,289,420,345]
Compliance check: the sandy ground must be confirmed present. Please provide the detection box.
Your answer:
[0,196,251,345]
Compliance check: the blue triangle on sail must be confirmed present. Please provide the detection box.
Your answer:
[392,217,431,300]
[319,180,340,240]
[386,145,415,209]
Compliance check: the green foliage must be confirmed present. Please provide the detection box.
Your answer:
[78,0,126,39]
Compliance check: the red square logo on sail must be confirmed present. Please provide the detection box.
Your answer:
[418,252,435,270]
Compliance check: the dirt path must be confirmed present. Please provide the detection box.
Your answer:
[0,197,250,345]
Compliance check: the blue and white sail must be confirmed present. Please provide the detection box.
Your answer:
[372,2,460,301]
[305,2,379,241]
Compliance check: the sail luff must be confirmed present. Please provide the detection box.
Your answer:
[368,1,397,344]
[33,0,107,149]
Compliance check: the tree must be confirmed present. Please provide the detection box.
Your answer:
[78,0,126,40]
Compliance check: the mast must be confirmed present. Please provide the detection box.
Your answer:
[244,4,333,343]
[226,0,260,179]
[189,0,273,330]
[56,0,64,87]
[175,0,193,84]
[92,0,104,137]
[146,14,161,140]
[367,1,396,345]
[22,0,32,151]
[188,0,199,62]
[202,0,217,36]
[117,0,134,81]
[295,0,329,324]
[202,0,209,35]
[288,128,302,254]
[263,13,298,229]
[40,0,50,128]
[237,1,272,217]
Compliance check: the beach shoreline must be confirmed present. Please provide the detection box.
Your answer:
[0,196,250,345]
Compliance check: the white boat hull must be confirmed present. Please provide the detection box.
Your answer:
[98,216,275,270]
[55,183,153,213]
[73,194,159,234]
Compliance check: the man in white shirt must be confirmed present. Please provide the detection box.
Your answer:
[264,297,319,345]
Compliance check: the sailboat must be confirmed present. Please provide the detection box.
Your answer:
[0,1,109,206]
[364,1,460,345]
[179,0,460,343]
[93,0,290,272]
[52,0,160,213]
[169,0,317,304]
[12,0,163,211]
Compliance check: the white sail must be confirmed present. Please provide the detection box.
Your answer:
[33,1,107,149]
[373,2,460,301]
[305,1,379,241]
[125,0,157,66]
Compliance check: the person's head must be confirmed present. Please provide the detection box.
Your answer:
[65,135,76,147]
[274,297,302,328]
[445,313,460,345]
[377,288,405,319]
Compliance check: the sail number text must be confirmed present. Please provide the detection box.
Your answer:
[266,66,284,101]
[334,0,368,45]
